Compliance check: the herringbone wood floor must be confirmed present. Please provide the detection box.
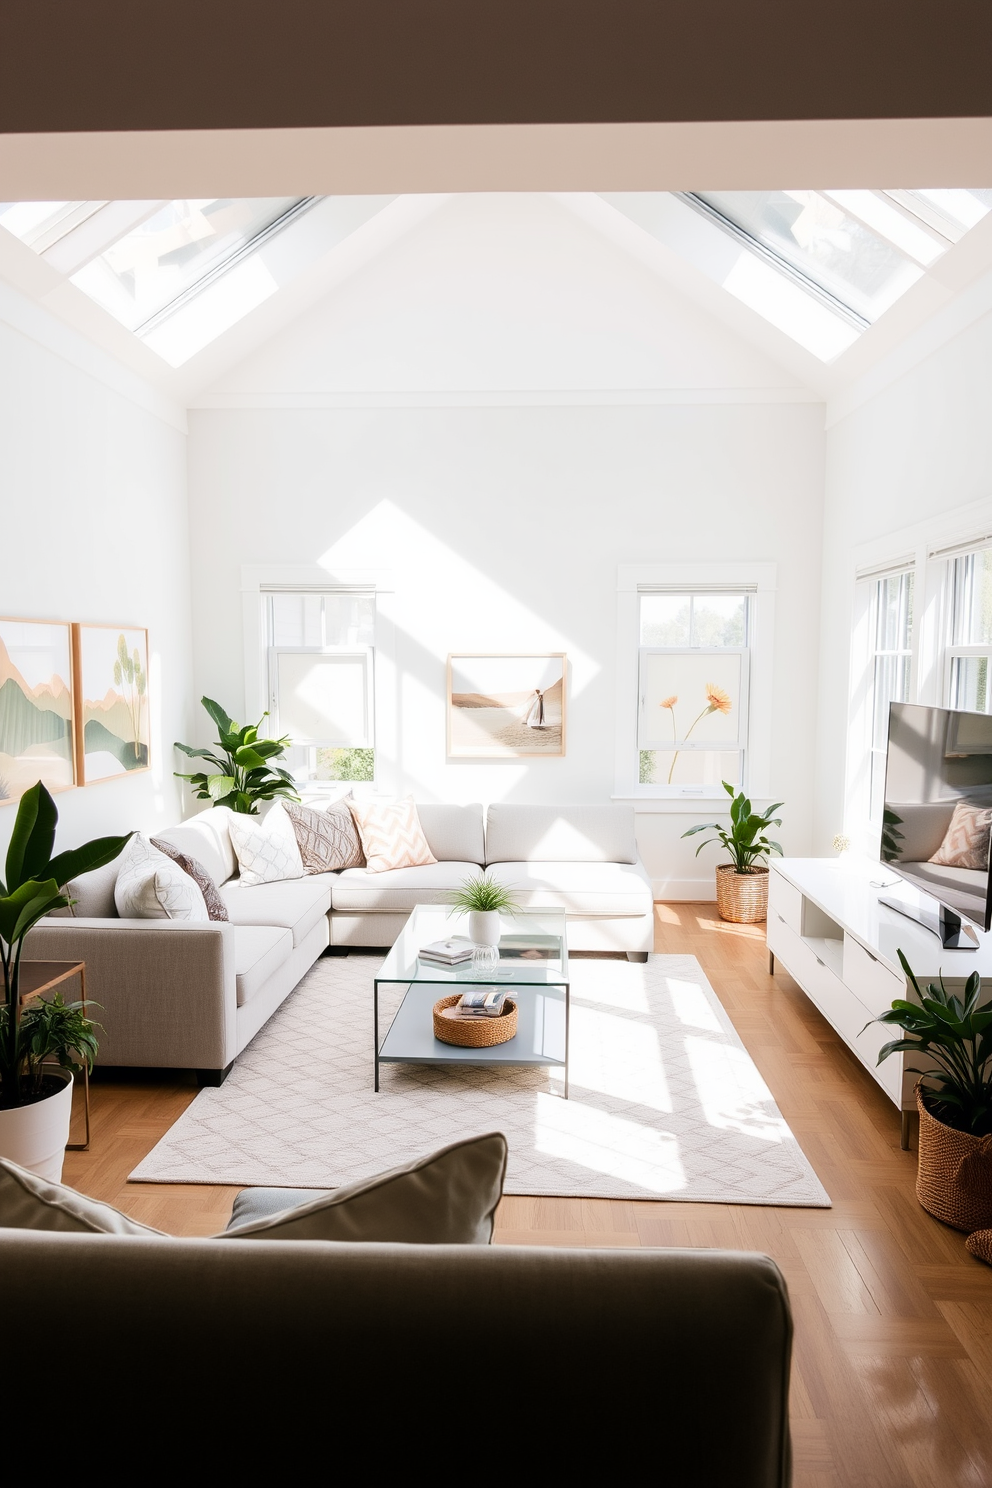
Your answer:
[62,904,992,1487]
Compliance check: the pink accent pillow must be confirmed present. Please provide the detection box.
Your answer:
[347,797,437,874]
[929,800,992,870]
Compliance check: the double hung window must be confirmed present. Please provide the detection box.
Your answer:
[946,548,992,713]
[263,589,375,783]
[637,590,751,790]
[865,570,914,820]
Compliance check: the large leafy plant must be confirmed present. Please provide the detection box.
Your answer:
[872,949,992,1136]
[0,783,129,1109]
[174,697,300,815]
[682,782,784,874]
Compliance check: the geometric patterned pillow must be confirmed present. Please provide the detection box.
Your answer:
[929,800,992,870]
[227,803,305,887]
[347,796,437,874]
[284,800,365,873]
[113,833,209,921]
[150,837,230,920]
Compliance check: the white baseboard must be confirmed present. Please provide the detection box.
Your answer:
[651,878,717,901]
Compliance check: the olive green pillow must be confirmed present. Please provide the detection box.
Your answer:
[224,1132,508,1244]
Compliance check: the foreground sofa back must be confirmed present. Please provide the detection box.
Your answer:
[0,1231,792,1484]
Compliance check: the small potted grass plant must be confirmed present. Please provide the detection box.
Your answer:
[682,782,784,924]
[873,950,992,1233]
[1,783,130,1179]
[448,872,520,947]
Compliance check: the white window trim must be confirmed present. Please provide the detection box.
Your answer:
[614,562,777,804]
[240,564,396,792]
[844,496,992,850]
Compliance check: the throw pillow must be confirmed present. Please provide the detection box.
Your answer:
[0,1156,165,1235]
[285,799,365,873]
[224,1132,507,1244]
[929,800,992,870]
[347,796,437,874]
[113,834,209,921]
[228,803,306,886]
[150,837,229,921]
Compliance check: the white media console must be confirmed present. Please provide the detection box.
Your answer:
[767,857,992,1149]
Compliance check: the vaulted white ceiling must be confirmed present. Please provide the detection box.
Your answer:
[3,185,992,427]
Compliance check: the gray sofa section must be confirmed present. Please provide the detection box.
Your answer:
[0,1230,793,1486]
[25,800,655,1079]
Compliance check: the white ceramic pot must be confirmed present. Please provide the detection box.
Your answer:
[469,910,502,948]
[0,1073,73,1182]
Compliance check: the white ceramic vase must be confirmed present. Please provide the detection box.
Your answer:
[0,1073,73,1182]
[469,910,502,948]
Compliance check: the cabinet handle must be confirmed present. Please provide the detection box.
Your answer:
[815,956,824,967]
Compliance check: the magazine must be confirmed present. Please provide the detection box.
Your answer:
[456,987,512,1018]
[419,936,475,965]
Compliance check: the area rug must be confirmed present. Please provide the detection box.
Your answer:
[130,953,830,1205]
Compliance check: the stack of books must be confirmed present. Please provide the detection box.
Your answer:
[418,936,475,967]
[453,987,513,1019]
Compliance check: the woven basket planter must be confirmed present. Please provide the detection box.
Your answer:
[715,864,769,924]
[433,994,518,1048]
[916,1086,992,1232]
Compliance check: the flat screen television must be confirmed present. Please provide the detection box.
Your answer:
[881,701,992,949]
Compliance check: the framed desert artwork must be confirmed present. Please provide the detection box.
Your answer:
[73,624,150,784]
[447,653,566,758]
[0,617,76,805]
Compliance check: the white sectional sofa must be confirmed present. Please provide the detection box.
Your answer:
[25,801,653,1082]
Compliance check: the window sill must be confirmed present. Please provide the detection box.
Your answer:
[612,794,775,814]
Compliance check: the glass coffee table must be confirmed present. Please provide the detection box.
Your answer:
[374,905,571,1097]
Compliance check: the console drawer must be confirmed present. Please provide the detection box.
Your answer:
[843,935,905,1018]
[768,871,803,935]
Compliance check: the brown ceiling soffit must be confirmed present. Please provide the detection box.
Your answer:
[1,0,992,134]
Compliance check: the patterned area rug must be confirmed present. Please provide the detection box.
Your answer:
[130,952,830,1205]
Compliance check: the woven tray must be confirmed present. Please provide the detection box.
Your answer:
[433,994,518,1048]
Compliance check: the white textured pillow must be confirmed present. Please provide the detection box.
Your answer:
[228,803,305,886]
[348,796,437,874]
[114,834,209,921]
[0,1156,164,1235]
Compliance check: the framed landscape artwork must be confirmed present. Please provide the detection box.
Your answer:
[447,653,566,758]
[73,624,150,784]
[0,617,76,805]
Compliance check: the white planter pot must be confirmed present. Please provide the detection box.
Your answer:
[469,910,502,948]
[0,1073,73,1182]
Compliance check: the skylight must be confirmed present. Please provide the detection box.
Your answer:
[673,189,992,359]
[69,197,310,332]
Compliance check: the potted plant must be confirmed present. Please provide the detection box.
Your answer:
[0,783,130,1179]
[448,872,520,947]
[682,782,784,924]
[873,950,992,1232]
[175,696,300,814]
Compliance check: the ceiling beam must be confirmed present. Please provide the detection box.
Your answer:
[1,0,991,135]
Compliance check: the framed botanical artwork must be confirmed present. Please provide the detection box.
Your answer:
[0,617,76,805]
[73,624,150,784]
[447,653,566,758]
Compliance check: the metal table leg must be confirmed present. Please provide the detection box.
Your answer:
[374,977,380,1092]
[564,980,570,1100]
[66,963,90,1152]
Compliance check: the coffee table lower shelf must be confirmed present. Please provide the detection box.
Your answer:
[375,981,569,1096]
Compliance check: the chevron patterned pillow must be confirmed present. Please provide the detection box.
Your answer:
[348,796,437,874]
[929,800,992,870]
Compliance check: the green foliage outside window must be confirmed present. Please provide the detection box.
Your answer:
[316,747,375,782]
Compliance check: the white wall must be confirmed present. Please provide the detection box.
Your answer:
[0,296,192,860]
[187,194,826,893]
[188,400,824,890]
[818,310,992,854]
